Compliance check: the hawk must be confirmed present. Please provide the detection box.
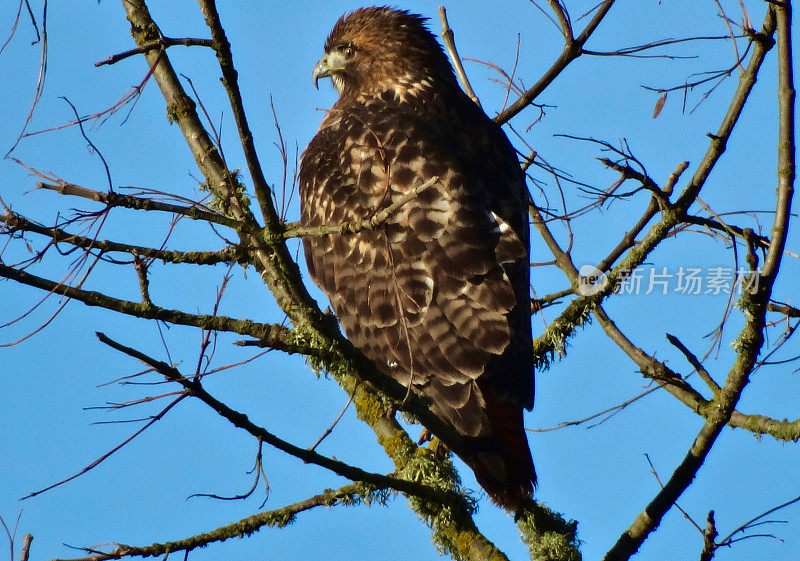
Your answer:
[299,6,535,510]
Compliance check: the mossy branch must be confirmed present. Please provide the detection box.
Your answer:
[530,14,777,368]
[0,262,307,351]
[36,181,243,230]
[49,482,390,561]
[1,209,246,266]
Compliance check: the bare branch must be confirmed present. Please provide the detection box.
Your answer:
[196,0,279,228]
[20,534,32,561]
[308,396,353,452]
[533,6,777,366]
[768,301,800,318]
[94,332,469,509]
[94,37,214,67]
[438,6,481,106]
[717,494,800,548]
[34,180,243,230]
[495,0,616,123]
[0,262,308,351]
[762,0,795,282]
[21,394,187,499]
[4,0,47,158]
[584,34,744,59]
[529,385,659,432]
[665,333,721,394]
[699,510,718,561]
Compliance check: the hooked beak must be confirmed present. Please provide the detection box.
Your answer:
[312,50,347,89]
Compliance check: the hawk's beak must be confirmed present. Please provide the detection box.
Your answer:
[312,51,347,89]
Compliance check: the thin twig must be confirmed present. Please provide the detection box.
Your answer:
[717,494,800,547]
[665,333,721,394]
[4,0,47,158]
[94,332,464,507]
[94,37,213,67]
[21,395,187,499]
[308,396,353,452]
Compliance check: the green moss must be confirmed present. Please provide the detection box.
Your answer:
[517,503,582,561]
[165,101,181,124]
[264,510,296,528]
[532,298,595,370]
[377,430,410,463]
[196,169,250,218]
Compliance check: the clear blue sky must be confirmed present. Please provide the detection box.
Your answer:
[1,2,798,560]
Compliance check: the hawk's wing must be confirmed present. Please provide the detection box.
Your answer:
[300,96,532,438]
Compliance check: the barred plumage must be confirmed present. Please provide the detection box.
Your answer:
[300,6,535,510]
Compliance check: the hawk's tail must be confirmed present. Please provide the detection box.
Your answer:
[459,389,536,512]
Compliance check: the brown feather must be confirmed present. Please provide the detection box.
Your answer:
[300,6,536,510]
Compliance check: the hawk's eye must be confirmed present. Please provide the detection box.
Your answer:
[338,43,355,57]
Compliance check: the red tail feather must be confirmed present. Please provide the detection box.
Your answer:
[458,389,536,511]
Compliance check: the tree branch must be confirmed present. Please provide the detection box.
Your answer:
[195,0,278,227]
[603,10,790,556]
[94,37,214,67]
[495,0,616,124]
[665,333,721,394]
[49,482,391,561]
[1,210,245,266]
[95,332,462,506]
[36,181,243,230]
[438,6,481,106]
[531,9,777,367]
[0,262,305,350]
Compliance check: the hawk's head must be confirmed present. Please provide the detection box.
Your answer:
[312,6,455,98]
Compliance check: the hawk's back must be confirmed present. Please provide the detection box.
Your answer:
[299,7,535,510]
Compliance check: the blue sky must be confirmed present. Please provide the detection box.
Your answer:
[1,1,798,560]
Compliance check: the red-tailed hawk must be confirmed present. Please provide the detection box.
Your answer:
[299,7,535,510]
